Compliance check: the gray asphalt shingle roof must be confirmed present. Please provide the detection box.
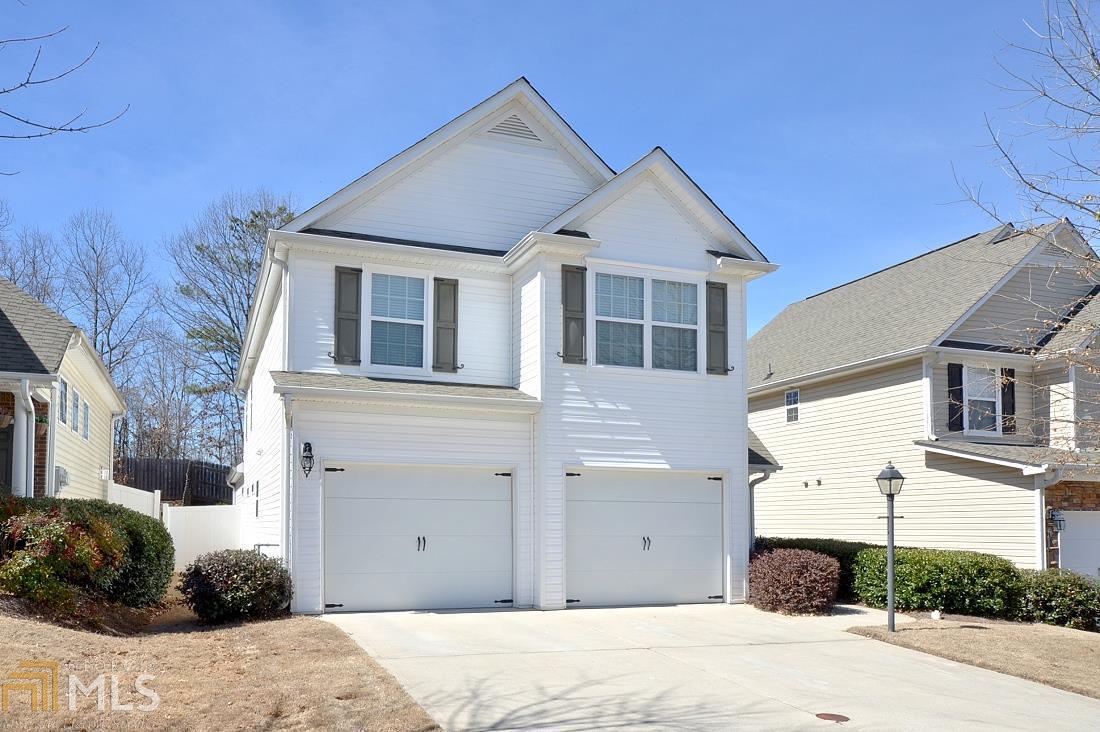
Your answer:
[0,275,77,375]
[1039,290,1100,356]
[748,224,1058,389]
[748,429,780,468]
[270,371,538,401]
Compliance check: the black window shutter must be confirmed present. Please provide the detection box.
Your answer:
[561,265,587,364]
[1001,367,1016,434]
[334,267,362,365]
[433,277,459,372]
[706,282,728,375]
[947,362,964,432]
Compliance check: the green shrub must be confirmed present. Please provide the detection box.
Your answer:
[749,548,840,615]
[0,497,173,608]
[179,550,292,623]
[1016,569,1100,631]
[853,547,1021,617]
[0,508,114,609]
[754,537,877,601]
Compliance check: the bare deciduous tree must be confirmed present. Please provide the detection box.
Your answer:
[0,224,64,308]
[61,208,152,380]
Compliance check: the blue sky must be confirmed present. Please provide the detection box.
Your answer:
[2,1,1051,332]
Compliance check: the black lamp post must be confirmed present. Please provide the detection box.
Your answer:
[876,461,905,632]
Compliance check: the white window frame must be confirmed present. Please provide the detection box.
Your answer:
[586,263,706,375]
[58,378,68,425]
[362,263,433,377]
[962,364,1002,435]
[82,400,90,441]
[785,389,799,423]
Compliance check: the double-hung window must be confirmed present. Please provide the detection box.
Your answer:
[71,389,80,433]
[595,273,644,367]
[963,366,999,433]
[58,379,68,425]
[370,273,425,368]
[651,280,698,371]
[785,389,799,423]
[593,272,701,371]
[82,401,90,441]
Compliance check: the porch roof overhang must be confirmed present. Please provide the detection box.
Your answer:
[914,439,1100,477]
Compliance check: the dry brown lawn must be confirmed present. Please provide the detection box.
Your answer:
[0,596,439,731]
[851,617,1100,700]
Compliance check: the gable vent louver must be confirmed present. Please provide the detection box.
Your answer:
[487,113,541,142]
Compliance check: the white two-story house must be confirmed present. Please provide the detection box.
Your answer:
[235,78,776,613]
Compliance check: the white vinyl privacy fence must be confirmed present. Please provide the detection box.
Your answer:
[163,504,241,570]
[107,482,161,519]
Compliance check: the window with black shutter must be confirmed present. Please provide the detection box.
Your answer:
[334,267,362,365]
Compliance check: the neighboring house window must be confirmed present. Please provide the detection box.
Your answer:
[58,379,68,425]
[593,273,702,371]
[71,389,80,433]
[963,366,1000,433]
[785,389,799,423]
[82,401,90,441]
[595,273,644,367]
[370,273,425,368]
[652,280,698,371]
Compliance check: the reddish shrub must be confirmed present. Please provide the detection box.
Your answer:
[749,548,840,615]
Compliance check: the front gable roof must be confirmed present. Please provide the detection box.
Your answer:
[540,147,767,263]
[0,275,77,375]
[748,224,1059,390]
[282,77,614,235]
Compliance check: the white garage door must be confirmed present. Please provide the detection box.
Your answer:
[324,465,513,611]
[1061,511,1100,578]
[566,470,724,607]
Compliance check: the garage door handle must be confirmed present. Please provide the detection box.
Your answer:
[423,536,427,552]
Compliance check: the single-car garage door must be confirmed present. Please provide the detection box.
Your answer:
[324,465,513,611]
[1060,511,1100,578]
[566,470,724,607]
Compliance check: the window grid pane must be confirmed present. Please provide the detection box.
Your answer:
[785,390,799,406]
[370,321,424,367]
[595,273,644,320]
[595,320,643,367]
[652,325,697,371]
[652,280,697,325]
[371,273,424,321]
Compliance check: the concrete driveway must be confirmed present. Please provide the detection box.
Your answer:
[323,604,1100,731]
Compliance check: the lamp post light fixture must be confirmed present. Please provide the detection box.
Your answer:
[301,442,315,478]
[876,461,905,632]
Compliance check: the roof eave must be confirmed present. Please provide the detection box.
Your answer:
[272,384,543,414]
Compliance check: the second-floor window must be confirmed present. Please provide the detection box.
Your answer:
[963,366,1000,433]
[593,272,700,371]
[370,273,425,368]
[785,389,799,422]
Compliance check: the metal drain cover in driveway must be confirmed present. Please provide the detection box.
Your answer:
[816,712,850,723]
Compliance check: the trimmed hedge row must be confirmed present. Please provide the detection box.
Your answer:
[754,536,1100,630]
[0,497,174,609]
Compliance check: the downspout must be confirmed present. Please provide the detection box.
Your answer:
[747,470,776,554]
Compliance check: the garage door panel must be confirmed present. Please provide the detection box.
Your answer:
[567,501,722,536]
[567,570,721,606]
[326,497,511,536]
[1061,511,1100,578]
[326,569,513,612]
[323,465,513,611]
[566,470,724,607]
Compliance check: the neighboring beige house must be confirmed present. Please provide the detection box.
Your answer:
[0,276,125,500]
[749,222,1100,577]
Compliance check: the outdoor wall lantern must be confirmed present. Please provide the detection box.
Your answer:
[1049,508,1066,533]
[301,442,315,478]
[876,461,905,632]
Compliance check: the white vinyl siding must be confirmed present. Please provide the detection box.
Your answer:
[749,359,1039,568]
[315,120,598,251]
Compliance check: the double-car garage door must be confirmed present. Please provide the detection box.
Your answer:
[323,465,724,612]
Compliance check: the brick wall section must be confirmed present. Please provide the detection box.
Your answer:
[1044,481,1100,567]
[33,400,48,497]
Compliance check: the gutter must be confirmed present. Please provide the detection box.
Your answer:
[749,346,927,396]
